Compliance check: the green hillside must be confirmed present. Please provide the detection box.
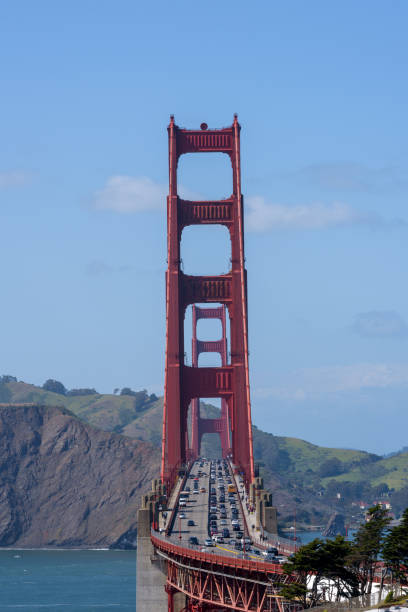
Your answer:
[321,452,408,490]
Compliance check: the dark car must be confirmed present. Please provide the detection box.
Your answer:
[189,536,199,545]
[222,528,230,538]
[266,547,279,556]
[209,513,217,521]
[219,496,225,503]
[234,541,242,550]
[187,520,195,526]
[232,524,241,531]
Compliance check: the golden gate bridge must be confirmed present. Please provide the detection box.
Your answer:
[136,116,302,612]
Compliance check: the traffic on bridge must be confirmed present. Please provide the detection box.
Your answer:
[165,458,286,564]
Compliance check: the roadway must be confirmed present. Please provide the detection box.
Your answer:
[163,458,283,563]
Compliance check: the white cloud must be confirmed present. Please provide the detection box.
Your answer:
[255,363,408,401]
[352,311,408,338]
[93,175,203,213]
[0,170,30,188]
[93,176,166,213]
[245,196,362,232]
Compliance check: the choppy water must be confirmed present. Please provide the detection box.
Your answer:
[0,550,136,611]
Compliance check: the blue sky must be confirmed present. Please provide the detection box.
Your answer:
[1,1,407,454]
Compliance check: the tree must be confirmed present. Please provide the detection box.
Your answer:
[382,507,408,586]
[348,504,391,594]
[42,379,66,395]
[282,536,358,606]
[0,375,17,384]
[66,388,98,397]
[318,457,344,478]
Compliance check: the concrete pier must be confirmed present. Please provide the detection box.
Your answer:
[136,481,168,612]
[136,507,167,611]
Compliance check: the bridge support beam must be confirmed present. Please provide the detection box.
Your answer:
[251,476,278,535]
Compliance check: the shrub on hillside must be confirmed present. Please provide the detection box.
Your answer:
[42,379,66,395]
[66,388,98,397]
[318,457,344,478]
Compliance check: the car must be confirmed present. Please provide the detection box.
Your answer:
[193,489,199,494]
[179,512,186,518]
[200,487,206,493]
[210,506,217,514]
[231,519,239,525]
[232,524,241,531]
[219,497,225,503]
[253,549,261,556]
[222,528,230,538]
[220,519,228,526]
[266,547,279,556]
[234,541,242,550]
[265,553,278,562]
[236,531,243,539]
[179,501,186,507]
[214,536,224,543]
[205,538,214,547]
[187,520,195,526]
[189,536,199,545]
[241,537,252,546]
[184,486,190,492]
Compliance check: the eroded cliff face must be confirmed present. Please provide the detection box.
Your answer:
[0,404,160,548]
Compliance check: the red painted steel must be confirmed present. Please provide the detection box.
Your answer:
[189,305,231,460]
[152,534,302,612]
[161,116,255,489]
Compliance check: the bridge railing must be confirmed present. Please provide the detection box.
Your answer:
[151,531,290,576]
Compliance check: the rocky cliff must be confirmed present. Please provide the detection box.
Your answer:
[0,403,160,548]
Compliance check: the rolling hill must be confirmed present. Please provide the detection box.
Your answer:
[2,377,407,525]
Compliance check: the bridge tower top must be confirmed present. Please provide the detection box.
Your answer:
[161,116,255,490]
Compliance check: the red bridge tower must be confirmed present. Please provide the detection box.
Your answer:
[189,305,231,460]
[161,115,255,490]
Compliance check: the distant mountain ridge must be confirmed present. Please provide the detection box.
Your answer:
[1,378,408,526]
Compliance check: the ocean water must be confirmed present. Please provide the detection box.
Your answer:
[296,529,356,544]
[0,550,136,611]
